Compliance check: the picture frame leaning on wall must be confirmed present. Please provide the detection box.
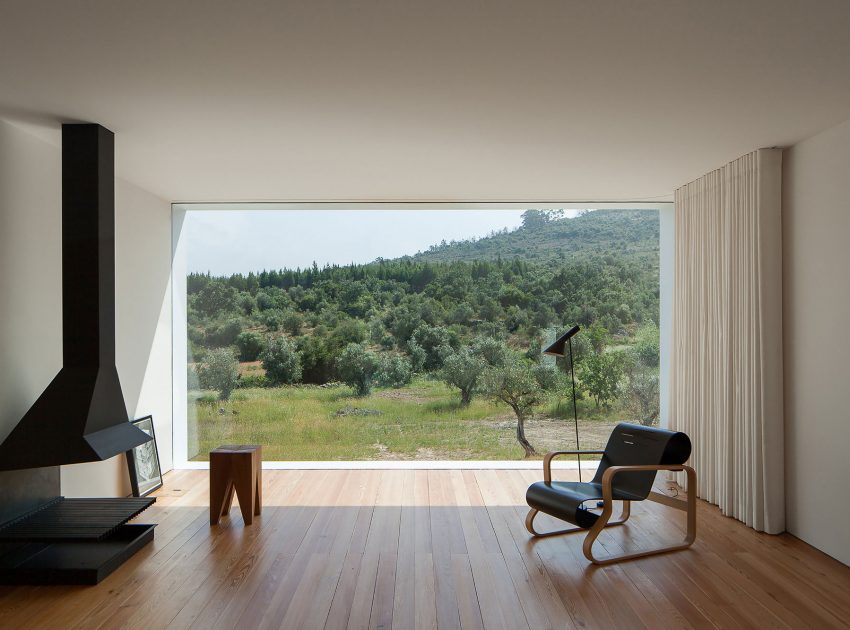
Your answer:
[126,415,163,497]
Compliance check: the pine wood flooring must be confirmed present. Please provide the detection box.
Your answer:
[1,468,849,629]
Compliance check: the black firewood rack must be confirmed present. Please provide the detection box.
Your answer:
[0,497,156,585]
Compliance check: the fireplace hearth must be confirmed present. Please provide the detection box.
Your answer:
[0,497,155,585]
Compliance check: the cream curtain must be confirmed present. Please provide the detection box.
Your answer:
[670,149,785,534]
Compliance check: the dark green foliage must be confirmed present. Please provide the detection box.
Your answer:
[416,209,658,265]
[188,339,206,362]
[197,348,239,400]
[237,372,268,389]
[237,293,257,316]
[633,322,660,368]
[369,317,395,349]
[297,333,335,384]
[328,318,367,353]
[193,283,238,318]
[587,322,609,354]
[260,308,284,331]
[410,324,455,371]
[337,343,380,396]
[205,318,242,347]
[580,351,626,408]
[236,331,264,361]
[281,310,304,336]
[261,336,303,385]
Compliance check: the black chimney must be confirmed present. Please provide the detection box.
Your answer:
[0,124,151,471]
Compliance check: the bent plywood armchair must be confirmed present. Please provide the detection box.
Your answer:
[525,423,696,565]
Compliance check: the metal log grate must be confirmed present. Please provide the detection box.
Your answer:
[0,497,155,541]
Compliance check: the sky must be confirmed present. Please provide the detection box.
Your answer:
[185,209,576,275]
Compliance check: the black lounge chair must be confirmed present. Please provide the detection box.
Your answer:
[526,423,696,564]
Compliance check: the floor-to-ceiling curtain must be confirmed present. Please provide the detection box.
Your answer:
[670,149,784,534]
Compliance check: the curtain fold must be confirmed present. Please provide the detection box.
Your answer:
[670,149,784,534]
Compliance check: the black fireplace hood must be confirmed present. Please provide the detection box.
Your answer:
[0,124,151,471]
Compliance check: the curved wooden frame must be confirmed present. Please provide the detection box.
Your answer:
[526,451,697,565]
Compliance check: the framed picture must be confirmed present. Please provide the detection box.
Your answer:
[126,415,163,497]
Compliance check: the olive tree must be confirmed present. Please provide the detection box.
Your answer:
[624,369,660,426]
[483,355,559,457]
[441,348,486,406]
[197,347,239,400]
[441,337,507,406]
[337,342,380,396]
[260,336,303,385]
[375,354,413,388]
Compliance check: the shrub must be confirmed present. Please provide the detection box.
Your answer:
[238,372,269,389]
[236,331,264,361]
[407,339,427,373]
[237,293,257,316]
[205,318,242,347]
[580,350,625,408]
[197,347,239,400]
[337,343,380,396]
[260,309,285,331]
[411,324,454,371]
[375,354,413,388]
[633,322,660,367]
[297,334,335,384]
[328,318,368,353]
[281,310,304,336]
[261,336,303,385]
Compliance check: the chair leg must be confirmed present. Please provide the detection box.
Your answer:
[525,509,584,537]
[583,474,697,564]
[525,501,631,538]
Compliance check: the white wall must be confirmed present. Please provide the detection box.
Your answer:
[0,119,173,498]
[0,117,64,520]
[783,117,850,566]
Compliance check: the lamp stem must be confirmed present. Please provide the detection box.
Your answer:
[568,336,581,482]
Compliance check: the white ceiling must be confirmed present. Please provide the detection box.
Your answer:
[1,0,849,203]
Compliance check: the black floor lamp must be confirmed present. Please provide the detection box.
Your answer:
[543,325,583,481]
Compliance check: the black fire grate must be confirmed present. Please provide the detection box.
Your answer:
[0,497,155,542]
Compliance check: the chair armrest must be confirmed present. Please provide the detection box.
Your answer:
[599,465,697,505]
[543,450,605,483]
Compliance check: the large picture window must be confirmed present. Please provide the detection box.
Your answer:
[172,204,671,466]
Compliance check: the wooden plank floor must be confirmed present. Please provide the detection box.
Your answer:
[1,469,849,629]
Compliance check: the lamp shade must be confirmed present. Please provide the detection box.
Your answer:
[542,325,581,356]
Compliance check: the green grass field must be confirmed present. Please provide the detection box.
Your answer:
[187,378,628,461]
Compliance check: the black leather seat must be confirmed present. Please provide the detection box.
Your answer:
[525,423,696,564]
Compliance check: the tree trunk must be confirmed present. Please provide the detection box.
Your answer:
[513,409,537,457]
[461,389,472,406]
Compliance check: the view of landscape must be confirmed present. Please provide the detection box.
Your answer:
[185,209,661,461]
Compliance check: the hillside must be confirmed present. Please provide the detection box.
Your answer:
[409,209,659,265]
[187,208,661,392]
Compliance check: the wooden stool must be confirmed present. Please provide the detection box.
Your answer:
[210,445,262,525]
